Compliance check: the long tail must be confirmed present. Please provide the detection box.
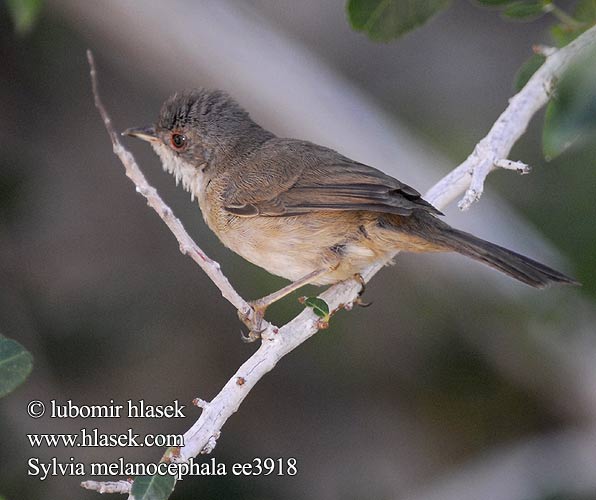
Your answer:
[436,226,578,288]
[385,212,579,288]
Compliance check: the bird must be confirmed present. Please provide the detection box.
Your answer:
[124,89,578,337]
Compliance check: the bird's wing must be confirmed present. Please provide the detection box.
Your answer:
[222,140,442,218]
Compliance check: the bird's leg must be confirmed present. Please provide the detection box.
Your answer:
[238,267,332,342]
[353,273,372,307]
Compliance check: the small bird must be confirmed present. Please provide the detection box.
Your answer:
[124,89,577,335]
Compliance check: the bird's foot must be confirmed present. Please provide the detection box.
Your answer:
[237,301,268,343]
[353,273,372,308]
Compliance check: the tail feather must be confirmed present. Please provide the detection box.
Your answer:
[440,227,579,289]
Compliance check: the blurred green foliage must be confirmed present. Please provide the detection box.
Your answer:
[501,1,550,20]
[346,0,451,41]
[523,143,596,297]
[543,49,596,159]
[346,0,596,41]
[514,53,547,90]
[5,0,43,35]
[0,336,33,398]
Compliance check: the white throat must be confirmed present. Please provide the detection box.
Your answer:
[151,142,207,203]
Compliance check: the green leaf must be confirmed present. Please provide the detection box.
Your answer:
[347,0,451,41]
[550,24,581,47]
[542,50,596,159]
[131,474,176,500]
[502,1,548,20]
[514,53,546,91]
[574,0,596,23]
[303,297,330,319]
[5,0,44,35]
[0,336,33,398]
[549,0,595,49]
[543,100,577,159]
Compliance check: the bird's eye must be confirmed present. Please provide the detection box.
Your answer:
[170,133,187,150]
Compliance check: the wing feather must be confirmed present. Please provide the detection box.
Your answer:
[222,139,442,218]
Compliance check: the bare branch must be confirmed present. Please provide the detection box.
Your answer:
[81,480,132,494]
[493,158,530,174]
[533,44,557,57]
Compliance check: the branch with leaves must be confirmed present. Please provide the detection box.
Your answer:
[82,22,596,499]
[427,25,596,209]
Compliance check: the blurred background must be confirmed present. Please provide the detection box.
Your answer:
[1,1,595,499]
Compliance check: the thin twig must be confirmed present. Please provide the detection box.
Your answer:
[86,50,251,320]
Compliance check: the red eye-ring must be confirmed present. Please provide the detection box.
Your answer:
[171,133,187,150]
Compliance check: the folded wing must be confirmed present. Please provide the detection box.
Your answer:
[223,139,442,218]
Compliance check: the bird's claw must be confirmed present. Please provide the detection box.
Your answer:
[352,273,372,307]
[237,303,267,343]
[354,296,373,308]
[240,329,263,343]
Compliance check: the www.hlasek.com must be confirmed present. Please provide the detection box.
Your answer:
[28,428,183,448]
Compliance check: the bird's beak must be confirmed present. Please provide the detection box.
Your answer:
[122,125,158,142]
